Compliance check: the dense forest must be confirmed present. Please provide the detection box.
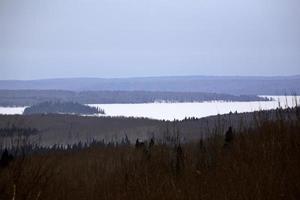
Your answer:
[0,107,299,200]
[0,90,270,107]
[23,101,105,115]
[0,107,298,147]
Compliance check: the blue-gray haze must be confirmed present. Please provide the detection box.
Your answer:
[0,0,300,80]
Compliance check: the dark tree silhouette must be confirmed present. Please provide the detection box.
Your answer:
[224,126,234,147]
[135,139,145,149]
[175,144,184,174]
[149,138,155,149]
[0,149,14,168]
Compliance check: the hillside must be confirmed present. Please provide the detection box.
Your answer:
[0,107,298,147]
[0,75,299,94]
[23,101,105,115]
[0,90,269,107]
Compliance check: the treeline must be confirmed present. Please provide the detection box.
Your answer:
[0,139,129,157]
[23,101,105,115]
[0,90,270,106]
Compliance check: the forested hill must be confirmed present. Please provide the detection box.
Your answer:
[0,90,269,107]
[0,107,298,146]
[0,75,299,94]
[23,101,105,115]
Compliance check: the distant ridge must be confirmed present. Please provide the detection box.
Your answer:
[0,75,299,95]
[0,90,268,107]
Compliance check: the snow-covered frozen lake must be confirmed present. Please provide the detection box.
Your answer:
[0,96,299,121]
[89,96,299,120]
[0,107,27,115]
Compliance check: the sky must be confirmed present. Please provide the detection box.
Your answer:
[0,0,300,80]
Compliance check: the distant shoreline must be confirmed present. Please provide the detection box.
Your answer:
[0,90,269,107]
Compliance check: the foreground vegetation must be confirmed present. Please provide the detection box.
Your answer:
[0,109,299,200]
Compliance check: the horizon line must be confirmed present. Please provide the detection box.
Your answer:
[1,74,300,81]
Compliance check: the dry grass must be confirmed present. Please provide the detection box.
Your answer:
[0,113,300,200]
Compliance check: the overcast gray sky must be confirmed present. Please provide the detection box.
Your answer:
[0,0,300,80]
